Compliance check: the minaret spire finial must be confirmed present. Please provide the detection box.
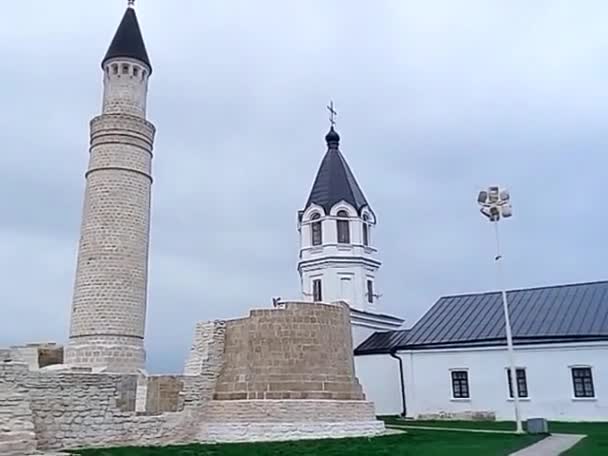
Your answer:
[128,0,135,7]
[327,100,337,128]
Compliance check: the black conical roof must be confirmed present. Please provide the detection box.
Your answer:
[102,7,151,71]
[304,127,370,215]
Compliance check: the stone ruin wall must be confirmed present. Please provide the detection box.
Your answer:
[0,321,227,452]
[199,302,383,442]
[0,303,383,452]
[0,363,201,451]
[214,301,365,401]
[0,343,64,371]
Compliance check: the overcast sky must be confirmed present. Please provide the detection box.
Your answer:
[1,0,607,372]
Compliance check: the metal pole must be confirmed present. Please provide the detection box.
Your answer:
[494,221,523,434]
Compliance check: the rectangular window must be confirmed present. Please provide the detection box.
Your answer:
[311,221,322,246]
[572,367,595,398]
[367,280,374,304]
[312,279,322,302]
[337,220,350,244]
[451,370,470,399]
[507,368,528,398]
[362,223,369,246]
[340,277,353,304]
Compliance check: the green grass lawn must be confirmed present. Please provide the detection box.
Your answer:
[71,430,542,456]
[381,416,608,456]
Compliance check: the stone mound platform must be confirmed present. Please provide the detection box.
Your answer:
[213,302,365,401]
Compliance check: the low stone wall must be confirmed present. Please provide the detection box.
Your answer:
[145,375,184,413]
[417,411,496,421]
[38,345,64,368]
[200,399,382,442]
[0,363,202,451]
[0,304,386,451]
[3,343,64,370]
[0,381,37,455]
[204,399,378,423]
[203,421,385,443]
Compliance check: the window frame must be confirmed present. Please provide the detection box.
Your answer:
[571,367,595,399]
[506,368,529,399]
[312,279,322,302]
[336,210,350,244]
[450,370,470,399]
[310,213,322,246]
[362,215,370,246]
[366,279,374,304]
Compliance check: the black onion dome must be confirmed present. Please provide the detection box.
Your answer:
[304,127,370,215]
[325,126,340,145]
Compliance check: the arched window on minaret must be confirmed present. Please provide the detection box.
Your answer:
[311,213,322,246]
[336,210,350,244]
[362,214,370,246]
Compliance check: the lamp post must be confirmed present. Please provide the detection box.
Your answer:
[477,186,523,434]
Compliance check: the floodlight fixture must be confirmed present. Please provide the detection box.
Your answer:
[475,185,522,434]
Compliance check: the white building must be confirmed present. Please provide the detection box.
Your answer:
[297,125,403,347]
[354,281,608,421]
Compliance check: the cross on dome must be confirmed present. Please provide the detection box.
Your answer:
[327,100,337,127]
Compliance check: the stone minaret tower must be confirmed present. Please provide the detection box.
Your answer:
[65,3,155,373]
[297,124,403,346]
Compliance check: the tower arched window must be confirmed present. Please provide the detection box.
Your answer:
[362,214,370,246]
[311,213,322,246]
[336,210,350,244]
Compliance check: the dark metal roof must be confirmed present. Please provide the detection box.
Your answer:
[304,127,370,215]
[355,280,608,355]
[102,7,152,71]
[350,307,405,323]
[355,330,410,355]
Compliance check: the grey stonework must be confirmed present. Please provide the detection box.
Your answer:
[65,57,156,374]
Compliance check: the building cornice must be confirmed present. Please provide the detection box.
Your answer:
[298,256,382,272]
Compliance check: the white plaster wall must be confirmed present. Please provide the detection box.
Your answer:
[298,203,381,313]
[352,325,375,349]
[354,354,402,416]
[376,342,608,421]
[301,265,377,312]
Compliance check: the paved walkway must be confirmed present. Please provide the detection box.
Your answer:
[387,425,586,455]
[509,433,586,456]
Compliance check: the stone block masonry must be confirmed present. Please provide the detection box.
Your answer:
[0,362,200,451]
[215,301,365,400]
[1,302,383,452]
[0,377,37,456]
[66,110,156,373]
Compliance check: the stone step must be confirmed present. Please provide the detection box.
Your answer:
[0,431,36,442]
[0,438,37,455]
[213,391,365,401]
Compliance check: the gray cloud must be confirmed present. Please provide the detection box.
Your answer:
[1,0,607,372]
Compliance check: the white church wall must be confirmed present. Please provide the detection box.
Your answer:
[354,354,402,416]
[400,342,608,421]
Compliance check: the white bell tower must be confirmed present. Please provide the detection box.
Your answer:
[297,117,403,346]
